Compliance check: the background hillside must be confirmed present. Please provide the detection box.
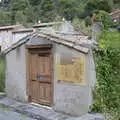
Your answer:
[0,0,119,26]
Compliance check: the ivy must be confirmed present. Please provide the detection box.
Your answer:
[92,30,120,120]
[0,56,5,92]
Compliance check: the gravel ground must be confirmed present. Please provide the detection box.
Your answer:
[0,107,36,120]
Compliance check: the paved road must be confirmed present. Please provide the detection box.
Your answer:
[0,108,36,120]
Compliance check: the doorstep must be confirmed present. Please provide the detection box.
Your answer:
[0,96,104,120]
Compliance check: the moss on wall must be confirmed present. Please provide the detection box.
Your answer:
[0,56,5,92]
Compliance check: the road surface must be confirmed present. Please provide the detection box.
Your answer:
[0,107,36,120]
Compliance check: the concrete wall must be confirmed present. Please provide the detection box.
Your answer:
[5,44,28,102]
[53,45,92,116]
[0,29,13,51]
[0,28,32,51]
[12,32,33,44]
[5,37,53,102]
[5,36,96,116]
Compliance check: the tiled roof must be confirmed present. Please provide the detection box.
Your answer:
[33,22,62,28]
[2,30,92,55]
[12,28,35,33]
[0,25,22,30]
[109,9,120,16]
[2,22,94,55]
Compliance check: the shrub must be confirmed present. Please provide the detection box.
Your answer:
[85,16,92,27]
[94,10,113,29]
[72,17,92,36]
[92,30,120,120]
[0,56,5,92]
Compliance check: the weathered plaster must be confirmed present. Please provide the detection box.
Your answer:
[53,45,90,116]
[5,44,27,102]
[5,37,96,116]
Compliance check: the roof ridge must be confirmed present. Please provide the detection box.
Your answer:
[2,31,91,55]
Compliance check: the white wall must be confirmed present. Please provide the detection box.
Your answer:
[5,36,96,116]
[5,44,28,102]
[12,32,33,43]
[0,30,13,51]
[0,29,33,51]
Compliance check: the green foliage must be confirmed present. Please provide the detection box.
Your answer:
[37,0,57,22]
[84,0,112,17]
[72,17,81,30]
[94,10,113,29]
[0,11,11,25]
[72,17,92,36]
[11,0,28,11]
[0,56,5,92]
[11,0,29,24]
[113,0,120,9]
[84,16,92,27]
[92,30,120,120]
[99,30,120,48]
[58,0,84,20]
[0,0,119,26]
[15,11,27,25]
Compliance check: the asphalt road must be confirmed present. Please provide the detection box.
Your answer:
[0,108,36,120]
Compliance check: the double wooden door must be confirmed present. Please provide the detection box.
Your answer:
[28,46,52,106]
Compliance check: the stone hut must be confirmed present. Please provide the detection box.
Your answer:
[3,22,96,116]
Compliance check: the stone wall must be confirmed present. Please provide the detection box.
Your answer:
[5,36,96,116]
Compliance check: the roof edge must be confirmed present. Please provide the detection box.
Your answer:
[2,31,90,55]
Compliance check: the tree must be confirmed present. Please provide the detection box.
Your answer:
[11,0,29,24]
[84,16,92,26]
[94,10,113,29]
[0,11,11,25]
[36,0,57,22]
[29,0,41,6]
[0,0,11,10]
[84,0,112,17]
[58,0,87,20]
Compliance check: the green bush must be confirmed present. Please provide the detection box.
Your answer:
[0,56,5,92]
[94,10,113,29]
[85,16,92,27]
[92,30,120,120]
[72,17,92,36]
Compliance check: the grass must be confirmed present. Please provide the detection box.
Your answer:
[0,104,9,111]
[0,56,5,92]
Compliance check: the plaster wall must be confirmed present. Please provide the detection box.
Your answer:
[5,44,27,102]
[5,37,96,116]
[12,32,33,44]
[0,30,13,51]
[53,45,91,116]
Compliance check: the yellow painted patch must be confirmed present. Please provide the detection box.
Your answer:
[56,55,86,85]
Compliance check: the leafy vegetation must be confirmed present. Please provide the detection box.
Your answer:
[0,0,119,119]
[0,56,5,92]
[92,30,120,120]
[0,0,119,25]
[93,10,113,29]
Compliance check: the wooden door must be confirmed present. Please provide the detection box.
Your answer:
[28,47,52,106]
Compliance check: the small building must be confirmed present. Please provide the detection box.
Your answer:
[0,25,24,51]
[33,22,62,28]
[12,28,35,43]
[109,9,120,22]
[0,25,34,51]
[3,22,96,116]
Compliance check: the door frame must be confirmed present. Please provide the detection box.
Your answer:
[25,44,53,106]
